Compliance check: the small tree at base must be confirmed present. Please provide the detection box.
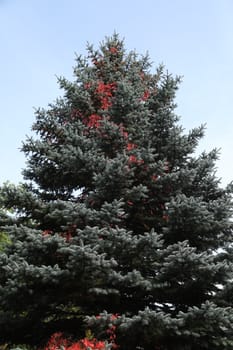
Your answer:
[0,34,233,350]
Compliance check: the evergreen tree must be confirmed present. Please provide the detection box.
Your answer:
[0,34,233,350]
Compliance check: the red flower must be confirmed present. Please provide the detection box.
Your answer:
[87,114,102,128]
[44,315,119,350]
[68,344,82,350]
[44,334,108,350]
[44,332,69,350]
[141,90,150,101]
[101,97,112,110]
[80,338,106,350]
[110,314,119,320]
[109,47,118,54]
[128,155,144,165]
[129,155,137,163]
[95,81,116,110]
[126,143,137,151]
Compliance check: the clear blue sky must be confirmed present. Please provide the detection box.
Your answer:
[1,0,233,186]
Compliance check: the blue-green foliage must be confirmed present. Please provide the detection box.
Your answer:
[0,34,233,350]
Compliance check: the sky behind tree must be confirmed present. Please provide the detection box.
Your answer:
[1,0,233,185]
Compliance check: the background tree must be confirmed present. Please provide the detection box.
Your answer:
[0,34,233,350]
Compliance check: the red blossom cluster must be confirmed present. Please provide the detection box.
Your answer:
[87,114,102,128]
[43,332,107,350]
[43,314,119,350]
[126,143,137,151]
[44,332,69,350]
[109,47,118,54]
[96,81,116,110]
[141,90,150,101]
[126,142,144,166]
[128,155,144,165]
[80,80,117,129]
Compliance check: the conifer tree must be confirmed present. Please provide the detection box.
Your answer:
[0,34,233,350]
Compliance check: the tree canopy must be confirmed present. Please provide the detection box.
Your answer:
[0,34,233,350]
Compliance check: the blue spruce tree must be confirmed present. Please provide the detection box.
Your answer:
[0,34,233,350]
